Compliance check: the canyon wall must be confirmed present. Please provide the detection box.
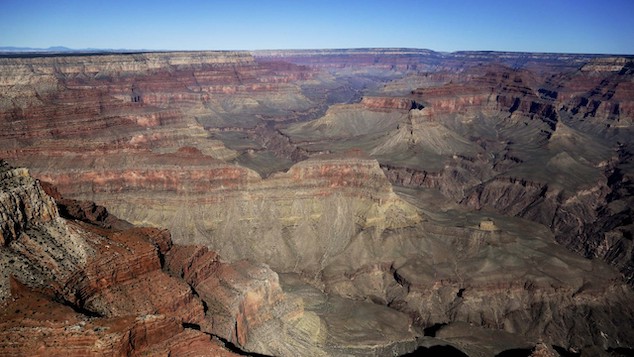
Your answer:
[0,160,238,356]
[1,49,634,355]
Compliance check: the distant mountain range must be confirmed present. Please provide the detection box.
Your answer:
[0,46,150,53]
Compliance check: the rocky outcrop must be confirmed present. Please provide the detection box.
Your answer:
[165,243,425,356]
[0,160,239,356]
[0,160,90,306]
[40,180,134,233]
[0,280,235,356]
[165,245,301,352]
[0,162,57,245]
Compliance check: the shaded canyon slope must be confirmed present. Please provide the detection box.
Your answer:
[0,161,439,356]
[1,49,634,356]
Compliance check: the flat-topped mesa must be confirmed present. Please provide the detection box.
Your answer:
[405,67,514,115]
[411,84,493,115]
[361,96,423,111]
[580,57,632,72]
[285,150,393,194]
[478,218,498,231]
[408,65,562,128]
[0,51,255,83]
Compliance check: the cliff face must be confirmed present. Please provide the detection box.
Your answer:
[0,163,58,245]
[0,161,89,306]
[1,49,634,355]
[34,149,421,273]
[0,160,240,356]
[0,51,317,169]
[3,160,633,356]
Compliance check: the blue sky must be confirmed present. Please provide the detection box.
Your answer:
[1,0,633,54]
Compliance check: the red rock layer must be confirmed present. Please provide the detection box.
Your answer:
[60,227,206,329]
[0,281,234,356]
[165,244,302,348]
[361,96,421,111]
[0,163,240,355]
[0,51,316,170]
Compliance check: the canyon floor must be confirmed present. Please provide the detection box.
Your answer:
[1,49,633,356]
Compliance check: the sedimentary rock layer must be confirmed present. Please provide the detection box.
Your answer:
[1,49,634,355]
[0,160,239,356]
[0,162,437,356]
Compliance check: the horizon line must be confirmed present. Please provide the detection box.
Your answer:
[1,46,634,57]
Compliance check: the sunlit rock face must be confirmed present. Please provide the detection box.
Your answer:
[1,49,634,355]
[0,160,239,356]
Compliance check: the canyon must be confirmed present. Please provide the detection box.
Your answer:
[0,49,633,356]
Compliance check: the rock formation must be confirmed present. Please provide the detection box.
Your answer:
[0,160,445,356]
[0,160,237,356]
[1,49,634,356]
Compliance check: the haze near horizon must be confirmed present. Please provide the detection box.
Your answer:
[1,0,634,55]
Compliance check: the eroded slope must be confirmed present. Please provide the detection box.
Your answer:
[1,50,634,356]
